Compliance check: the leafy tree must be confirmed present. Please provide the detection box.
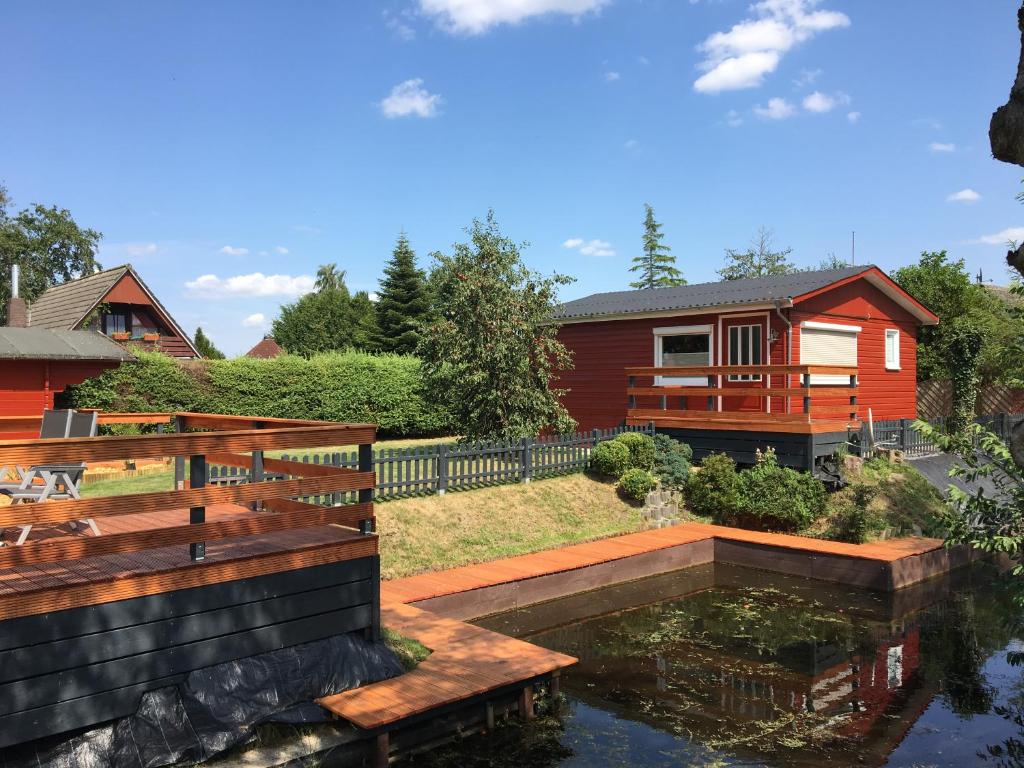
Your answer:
[718,226,796,281]
[945,319,984,437]
[629,204,685,289]
[272,268,377,355]
[894,251,1022,383]
[818,252,851,270]
[193,327,225,359]
[0,186,102,324]
[375,233,430,354]
[419,211,576,440]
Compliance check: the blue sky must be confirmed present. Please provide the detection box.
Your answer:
[2,0,1022,354]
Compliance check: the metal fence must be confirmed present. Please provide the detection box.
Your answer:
[864,412,1024,458]
[208,423,655,502]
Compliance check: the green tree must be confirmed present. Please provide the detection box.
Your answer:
[894,251,1022,383]
[818,252,851,270]
[193,326,225,359]
[419,211,576,440]
[629,204,685,289]
[348,290,380,351]
[0,186,102,324]
[375,233,430,354]
[315,263,344,292]
[273,267,360,355]
[718,226,796,281]
[945,319,984,437]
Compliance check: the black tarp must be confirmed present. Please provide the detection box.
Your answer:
[2,632,403,768]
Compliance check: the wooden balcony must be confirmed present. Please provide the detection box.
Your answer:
[0,412,380,747]
[625,364,860,436]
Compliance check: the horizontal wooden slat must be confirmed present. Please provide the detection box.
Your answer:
[0,423,376,465]
[625,364,858,377]
[627,408,812,423]
[0,503,373,569]
[207,451,359,479]
[0,471,375,527]
[627,385,857,398]
[181,413,339,430]
[627,416,857,434]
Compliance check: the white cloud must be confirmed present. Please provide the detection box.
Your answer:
[274,245,289,255]
[243,313,266,328]
[220,245,249,256]
[947,188,981,204]
[929,141,955,153]
[185,272,316,298]
[972,227,1024,246]
[847,111,860,123]
[380,79,442,118]
[563,237,616,257]
[694,0,850,93]
[802,90,833,112]
[726,109,744,127]
[753,97,795,120]
[604,70,621,82]
[122,242,158,257]
[792,67,821,87]
[383,8,416,40]
[418,0,609,35]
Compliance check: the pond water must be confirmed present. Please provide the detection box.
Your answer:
[407,562,1024,768]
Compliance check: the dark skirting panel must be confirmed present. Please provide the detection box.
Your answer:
[659,427,850,472]
[0,555,379,749]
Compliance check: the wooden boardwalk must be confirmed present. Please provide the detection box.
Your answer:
[382,521,944,606]
[317,601,576,730]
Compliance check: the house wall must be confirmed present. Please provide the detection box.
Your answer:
[87,273,197,358]
[555,309,790,432]
[792,279,920,420]
[0,361,116,437]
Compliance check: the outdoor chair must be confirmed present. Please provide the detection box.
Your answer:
[0,409,73,489]
[0,410,100,546]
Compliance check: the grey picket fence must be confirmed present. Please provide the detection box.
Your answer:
[863,412,1024,458]
[207,423,654,503]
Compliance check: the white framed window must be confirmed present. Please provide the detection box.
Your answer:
[800,321,861,385]
[653,325,712,386]
[727,324,763,381]
[885,329,900,370]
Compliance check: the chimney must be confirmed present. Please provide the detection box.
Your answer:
[7,264,28,327]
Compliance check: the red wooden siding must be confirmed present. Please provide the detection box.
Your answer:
[87,272,197,359]
[792,279,919,421]
[0,361,115,437]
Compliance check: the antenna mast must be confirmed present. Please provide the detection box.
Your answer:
[851,231,856,265]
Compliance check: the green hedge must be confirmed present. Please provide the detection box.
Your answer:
[66,350,453,438]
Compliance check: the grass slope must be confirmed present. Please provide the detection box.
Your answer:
[376,474,644,580]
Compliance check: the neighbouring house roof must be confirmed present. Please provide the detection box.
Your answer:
[246,336,284,359]
[555,265,939,325]
[28,264,202,357]
[0,327,137,361]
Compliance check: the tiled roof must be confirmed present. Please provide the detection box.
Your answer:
[27,266,129,330]
[0,328,136,361]
[245,336,284,359]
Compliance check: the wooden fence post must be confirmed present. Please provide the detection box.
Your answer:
[521,437,533,483]
[437,444,449,495]
[358,442,374,534]
[251,420,264,511]
[900,418,911,452]
[189,454,206,561]
[802,373,811,414]
[174,415,186,491]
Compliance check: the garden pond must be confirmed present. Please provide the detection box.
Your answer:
[403,562,1024,768]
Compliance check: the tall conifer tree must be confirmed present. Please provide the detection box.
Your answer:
[629,204,685,289]
[375,233,430,354]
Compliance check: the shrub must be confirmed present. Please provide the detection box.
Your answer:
[618,468,656,502]
[65,350,453,438]
[685,453,742,521]
[590,440,631,478]
[652,434,692,489]
[738,449,828,532]
[832,483,879,544]
[614,432,657,471]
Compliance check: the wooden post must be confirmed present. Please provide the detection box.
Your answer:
[437,443,448,495]
[359,442,374,534]
[189,454,206,561]
[518,685,534,720]
[849,374,858,420]
[900,418,911,453]
[485,701,495,731]
[520,437,533,483]
[373,732,389,768]
[550,671,561,699]
[802,373,811,415]
[251,420,264,511]
[707,375,715,411]
[174,415,186,491]
[628,375,636,411]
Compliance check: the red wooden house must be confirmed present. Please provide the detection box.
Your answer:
[26,264,201,359]
[555,265,938,470]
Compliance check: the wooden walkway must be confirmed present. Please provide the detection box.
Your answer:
[382,521,944,606]
[317,601,576,730]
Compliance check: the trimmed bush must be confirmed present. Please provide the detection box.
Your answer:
[614,432,656,471]
[652,434,692,490]
[832,483,878,544]
[618,468,656,502]
[685,453,742,521]
[66,349,453,438]
[590,440,631,478]
[738,449,828,532]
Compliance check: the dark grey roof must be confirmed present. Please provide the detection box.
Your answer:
[28,265,129,330]
[555,265,873,320]
[0,328,137,361]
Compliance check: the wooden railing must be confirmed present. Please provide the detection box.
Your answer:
[0,412,376,569]
[625,364,859,424]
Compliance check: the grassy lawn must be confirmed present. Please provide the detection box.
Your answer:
[375,473,644,580]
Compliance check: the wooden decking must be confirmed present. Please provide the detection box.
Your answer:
[317,601,576,730]
[0,502,377,621]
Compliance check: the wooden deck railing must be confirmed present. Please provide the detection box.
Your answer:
[0,412,376,569]
[625,364,859,424]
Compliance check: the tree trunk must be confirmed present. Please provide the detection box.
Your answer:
[990,5,1024,168]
